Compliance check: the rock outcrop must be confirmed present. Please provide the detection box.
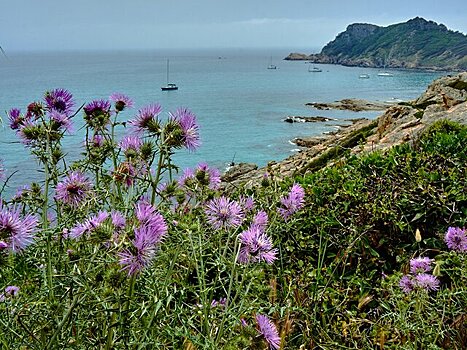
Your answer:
[306,99,395,112]
[221,72,467,191]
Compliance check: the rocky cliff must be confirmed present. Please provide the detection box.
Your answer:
[285,17,467,71]
[222,72,467,190]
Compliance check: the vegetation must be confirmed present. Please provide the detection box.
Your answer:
[0,87,466,350]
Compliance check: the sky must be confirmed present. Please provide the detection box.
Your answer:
[1,0,466,52]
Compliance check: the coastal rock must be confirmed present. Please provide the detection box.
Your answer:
[414,72,467,108]
[221,163,258,183]
[306,99,394,112]
[284,116,336,123]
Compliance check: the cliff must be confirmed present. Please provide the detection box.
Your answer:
[222,72,467,189]
[285,17,467,71]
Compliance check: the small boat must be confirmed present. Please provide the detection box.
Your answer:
[161,59,178,91]
[377,72,394,77]
[267,56,277,69]
[359,74,370,79]
[308,66,322,72]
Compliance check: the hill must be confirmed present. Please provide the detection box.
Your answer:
[285,17,467,71]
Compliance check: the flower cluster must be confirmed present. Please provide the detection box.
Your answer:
[277,183,305,220]
[0,204,38,254]
[238,223,277,264]
[399,256,440,293]
[178,163,221,191]
[445,226,467,253]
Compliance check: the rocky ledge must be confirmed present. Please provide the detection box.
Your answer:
[221,72,467,191]
[306,99,396,112]
[284,116,337,123]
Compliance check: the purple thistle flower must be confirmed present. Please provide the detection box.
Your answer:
[195,163,221,190]
[84,99,111,116]
[135,203,167,236]
[445,227,467,253]
[111,211,126,229]
[0,205,38,253]
[55,171,93,208]
[119,135,142,158]
[90,134,104,147]
[130,104,162,133]
[169,107,201,152]
[238,225,277,264]
[8,108,24,130]
[415,273,440,292]
[240,196,255,212]
[109,92,134,112]
[5,286,20,296]
[255,314,281,350]
[399,275,415,294]
[205,196,244,230]
[252,210,268,230]
[410,257,434,274]
[49,110,73,133]
[17,120,40,145]
[67,211,109,239]
[118,218,167,276]
[278,183,305,220]
[178,168,195,187]
[44,88,75,115]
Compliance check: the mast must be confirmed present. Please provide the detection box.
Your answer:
[166,59,169,84]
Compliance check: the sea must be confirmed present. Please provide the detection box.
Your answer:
[0,48,447,196]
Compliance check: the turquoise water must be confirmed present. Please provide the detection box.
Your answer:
[0,48,446,194]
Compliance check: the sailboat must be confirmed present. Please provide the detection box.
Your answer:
[267,56,277,69]
[161,59,178,91]
[308,65,322,72]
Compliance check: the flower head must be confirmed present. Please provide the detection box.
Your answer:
[119,135,142,159]
[255,314,280,349]
[55,171,93,208]
[399,275,414,294]
[130,104,162,133]
[445,226,467,253]
[109,92,134,112]
[195,163,220,190]
[50,110,73,134]
[0,205,38,253]
[252,210,268,230]
[278,183,305,220]
[410,257,433,274]
[44,89,74,115]
[205,196,244,230]
[0,285,20,302]
[67,211,109,240]
[169,108,201,151]
[415,273,440,292]
[83,99,111,128]
[238,225,277,264]
[8,108,24,130]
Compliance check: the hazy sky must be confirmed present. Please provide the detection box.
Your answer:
[1,0,466,52]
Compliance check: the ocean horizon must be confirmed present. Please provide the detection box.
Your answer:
[0,47,447,196]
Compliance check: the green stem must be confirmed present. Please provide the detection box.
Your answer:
[45,294,80,349]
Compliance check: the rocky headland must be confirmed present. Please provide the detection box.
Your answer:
[285,17,467,71]
[222,72,467,190]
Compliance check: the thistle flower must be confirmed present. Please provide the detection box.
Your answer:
[129,104,162,133]
[252,210,268,230]
[67,211,109,239]
[399,275,414,294]
[44,88,74,115]
[195,163,220,189]
[415,273,440,292]
[178,168,195,187]
[0,205,38,253]
[255,314,280,350]
[238,225,277,264]
[49,110,73,134]
[26,102,44,119]
[118,215,167,275]
[8,108,24,130]
[205,196,244,230]
[0,285,20,302]
[410,257,433,274]
[135,203,167,236]
[109,92,134,112]
[119,135,142,159]
[445,226,467,253]
[278,183,305,220]
[83,99,111,128]
[240,196,255,212]
[111,211,126,229]
[17,120,41,145]
[169,107,201,151]
[55,171,93,208]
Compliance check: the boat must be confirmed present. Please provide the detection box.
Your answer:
[359,74,370,79]
[308,66,322,72]
[267,56,277,69]
[377,72,394,77]
[161,59,178,91]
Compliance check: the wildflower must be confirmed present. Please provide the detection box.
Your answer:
[109,92,134,112]
[135,203,167,235]
[83,99,111,128]
[445,226,467,253]
[44,88,74,115]
[26,102,44,118]
[205,196,244,230]
[195,163,221,190]
[0,205,38,253]
[8,108,24,130]
[118,217,167,275]
[119,135,142,159]
[67,211,109,239]
[17,120,41,145]
[129,104,162,133]
[410,257,433,274]
[238,225,277,264]
[169,107,201,151]
[399,275,414,294]
[111,211,126,230]
[415,273,440,292]
[0,286,20,302]
[255,314,280,350]
[211,298,227,308]
[240,196,255,212]
[49,110,73,134]
[55,171,93,208]
[178,167,195,187]
[252,210,268,230]
[278,183,305,220]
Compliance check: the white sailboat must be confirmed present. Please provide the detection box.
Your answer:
[161,59,178,91]
[267,56,277,69]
